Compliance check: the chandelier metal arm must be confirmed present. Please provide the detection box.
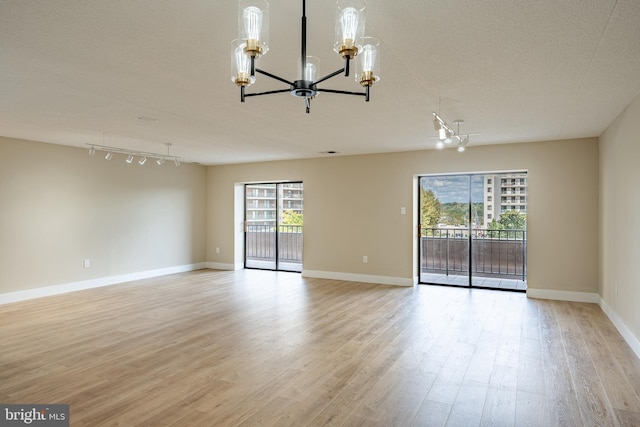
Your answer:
[316,88,367,97]
[244,88,292,97]
[313,68,346,86]
[255,68,295,86]
[241,69,294,102]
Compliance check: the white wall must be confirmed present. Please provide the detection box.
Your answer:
[0,137,207,295]
[206,137,600,294]
[600,92,640,347]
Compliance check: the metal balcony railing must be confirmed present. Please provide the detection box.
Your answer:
[246,225,526,281]
[245,224,303,263]
[421,227,526,281]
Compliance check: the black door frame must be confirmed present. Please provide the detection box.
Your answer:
[244,182,303,272]
[418,173,526,292]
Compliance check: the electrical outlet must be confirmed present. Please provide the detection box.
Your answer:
[216,247,220,254]
[362,256,368,263]
[400,206,406,215]
[84,259,90,268]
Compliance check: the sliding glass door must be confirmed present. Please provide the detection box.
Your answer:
[419,173,527,290]
[245,182,303,272]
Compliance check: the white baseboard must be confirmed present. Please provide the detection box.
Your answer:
[302,270,413,287]
[0,263,207,305]
[206,262,236,271]
[599,297,640,360]
[526,288,600,303]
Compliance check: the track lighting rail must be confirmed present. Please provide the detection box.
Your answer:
[87,144,181,166]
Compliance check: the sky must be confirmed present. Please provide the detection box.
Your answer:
[420,175,485,203]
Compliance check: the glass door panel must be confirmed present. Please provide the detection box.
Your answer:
[277,183,304,272]
[245,183,277,270]
[472,173,527,290]
[419,175,471,287]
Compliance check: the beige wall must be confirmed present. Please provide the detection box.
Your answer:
[0,137,207,294]
[206,138,599,292]
[600,92,640,341]
[0,133,601,298]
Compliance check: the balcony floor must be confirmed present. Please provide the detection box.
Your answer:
[421,273,527,291]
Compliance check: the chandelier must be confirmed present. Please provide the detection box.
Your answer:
[231,0,381,113]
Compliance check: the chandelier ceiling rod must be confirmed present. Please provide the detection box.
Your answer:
[233,0,380,113]
[301,0,307,75]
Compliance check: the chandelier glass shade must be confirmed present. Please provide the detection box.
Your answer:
[356,37,381,86]
[231,39,255,87]
[231,0,380,113]
[334,1,365,59]
[238,0,269,58]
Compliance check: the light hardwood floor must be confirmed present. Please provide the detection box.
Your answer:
[1,269,639,426]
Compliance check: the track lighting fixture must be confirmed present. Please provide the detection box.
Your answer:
[87,143,180,166]
[232,0,381,113]
[431,113,479,152]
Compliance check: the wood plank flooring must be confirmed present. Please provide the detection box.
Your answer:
[1,269,639,426]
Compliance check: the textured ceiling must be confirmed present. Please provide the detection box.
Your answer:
[1,0,640,165]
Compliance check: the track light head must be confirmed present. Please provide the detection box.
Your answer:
[105,152,113,160]
[126,154,134,164]
[157,158,165,165]
[138,157,147,165]
[174,158,180,167]
[444,130,452,144]
[88,146,96,156]
[457,135,470,152]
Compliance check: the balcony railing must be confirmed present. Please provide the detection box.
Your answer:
[245,225,526,281]
[245,224,303,265]
[421,227,526,281]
